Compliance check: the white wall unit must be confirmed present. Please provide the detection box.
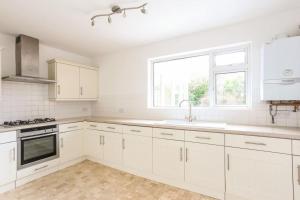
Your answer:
[0,141,17,187]
[185,142,224,199]
[225,147,293,200]
[123,133,152,174]
[153,138,184,182]
[59,129,83,164]
[48,59,98,101]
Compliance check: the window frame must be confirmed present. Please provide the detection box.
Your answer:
[148,43,251,110]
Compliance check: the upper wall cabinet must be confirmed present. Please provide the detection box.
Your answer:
[48,59,98,101]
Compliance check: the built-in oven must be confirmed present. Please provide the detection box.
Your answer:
[17,125,59,170]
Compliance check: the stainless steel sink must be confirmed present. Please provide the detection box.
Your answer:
[155,120,226,130]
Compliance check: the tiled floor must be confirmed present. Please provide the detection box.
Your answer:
[0,161,216,200]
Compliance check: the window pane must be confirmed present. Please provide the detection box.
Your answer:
[153,55,209,107]
[216,72,246,105]
[215,51,245,66]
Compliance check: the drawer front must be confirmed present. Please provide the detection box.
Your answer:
[185,131,224,145]
[153,128,184,140]
[226,134,291,154]
[59,122,83,133]
[17,159,59,179]
[293,140,300,155]
[123,125,152,137]
[86,122,103,130]
[0,131,16,144]
[102,123,123,133]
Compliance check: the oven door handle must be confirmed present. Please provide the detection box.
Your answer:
[20,133,58,140]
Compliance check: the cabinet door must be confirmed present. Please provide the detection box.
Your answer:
[153,138,184,182]
[185,142,224,199]
[56,63,80,99]
[60,130,83,163]
[225,147,293,200]
[123,134,152,173]
[294,156,300,200]
[79,67,98,99]
[0,142,17,186]
[84,130,103,161]
[103,132,123,166]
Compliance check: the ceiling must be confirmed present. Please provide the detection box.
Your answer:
[0,0,299,57]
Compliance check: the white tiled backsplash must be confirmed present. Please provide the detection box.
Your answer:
[0,81,91,123]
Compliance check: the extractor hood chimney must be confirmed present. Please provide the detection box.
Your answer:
[2,35,56,84]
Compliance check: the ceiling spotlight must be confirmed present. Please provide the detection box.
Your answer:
[141,6,146,14]
[90,3,147,26]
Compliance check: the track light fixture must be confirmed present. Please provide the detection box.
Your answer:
[91,3,147,25]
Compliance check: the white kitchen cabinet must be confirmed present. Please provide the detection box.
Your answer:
[294,156,300,200]
[185,142,224,199]
[79,67,98,99]
[103,132,123,166]
[60,129,83,164]
[153,138,184,182]
[0,142,17,187]
[225,147,293,200]
[48,59,98,101]
[123,134,152,174]
[84,130,104,161]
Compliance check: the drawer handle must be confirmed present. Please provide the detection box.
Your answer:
[130,129,141,133]
[106,126,115,130]
[195,136,211,140]
[68,126,78,129]
[90,125,97,127]
[245,141,266,146]
[34,165,48,171]
[161,133,173,136]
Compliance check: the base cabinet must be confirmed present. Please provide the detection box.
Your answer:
[185,142,224,199]
[60,130,83,163]
[123,134,152,174]
[294,156,300,200]
[0,142,17,186]
[103,131,123,166]
[225,147,293,200]
[153,138,184,182]
[84,130,104,161]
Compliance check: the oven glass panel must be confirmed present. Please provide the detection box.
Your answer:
[21,134,57,165]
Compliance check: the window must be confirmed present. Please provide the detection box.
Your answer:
[149,44,250,108]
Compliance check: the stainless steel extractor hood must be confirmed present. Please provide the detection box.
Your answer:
[2,35,56,84]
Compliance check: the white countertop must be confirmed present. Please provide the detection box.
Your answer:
[1,116,300,140]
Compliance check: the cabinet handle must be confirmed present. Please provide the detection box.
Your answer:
[130,129,141,133]
[298,165,300,185]
[227,154,230,171]
[60,138,64,148]
[122,138,125,150]
[80,87,83,96]
[195,136,211,140]
[185,148,188,162]
[103,136,105,145]
[34,165,48,171]
[68,126,78,129]
[245,141,266,146]
[180,147,183,162]
[57,85,60,95]
[161,133,173,136]
[99,136,102,145]
[90,125,97,128]
[106,126,115,130]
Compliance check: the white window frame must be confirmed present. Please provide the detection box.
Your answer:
[148,43,251,110]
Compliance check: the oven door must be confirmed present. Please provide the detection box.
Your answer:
[18,132,59,169]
